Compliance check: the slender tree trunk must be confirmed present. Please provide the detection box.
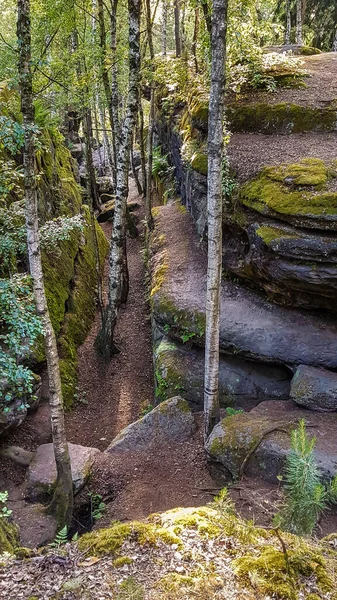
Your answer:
[296,0,303,45]
[201,1,211,37]
[83,108,101,212]
[161,0,167,55]
[17,0,73,529]
[97,0,141,358]
[285,0,291,44]
[110,0,120,163]
[138,105,147,197]
[333,28,337,52]
[192,7,199,73]
[145,0,155,229]
[130,140,143,195]
[97,0,117,187]
[204,0,228,440]
[98,98,114,179]
[174,0,181,57]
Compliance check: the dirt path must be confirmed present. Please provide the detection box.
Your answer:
[65,182,154,450]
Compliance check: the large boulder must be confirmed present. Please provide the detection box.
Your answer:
[25,443,101,502]
[154,336,290,411]
[206,401,337,483]
[106,397,196,454]
[290,365,337,412]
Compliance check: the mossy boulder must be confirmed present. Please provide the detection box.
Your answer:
[227,102,337,134]
[190,151,208,175]
[240,158,337,230]
[206,400,337,483]
[105,396,196,454]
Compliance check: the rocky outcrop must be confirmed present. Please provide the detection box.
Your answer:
[150,204,337,368]
[25,443,101,502]
[153,336,290,411]
[206,401,337,482]
[106,397,196,454]
[290,365,337,412]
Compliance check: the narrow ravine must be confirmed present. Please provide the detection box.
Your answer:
[65,182,154,450]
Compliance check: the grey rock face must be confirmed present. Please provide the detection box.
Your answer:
[291,365,337,412]
[106,397,196,454]
[206,401,337,483]
[25,443,101,502]
[154,335,290,412]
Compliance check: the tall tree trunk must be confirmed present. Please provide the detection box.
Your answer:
[138,104,147,197]
[192,7,199,73]
[201,0,211,37]
[174,0,181,57]
[161,0,167,55]
[285,0,291,45]
[98,97,114,178]
[145,0,155,229]
[97,0,141,358]
[17,0,73,529]
[97,0,117,186]
[296,0,303,45]
[83,108,101,212]
[204,0,228,440]
[130,138,143,195]
[110,0,120,163]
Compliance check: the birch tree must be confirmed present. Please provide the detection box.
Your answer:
[285,0,291,44]
[204,0,228,440]
[17,0,73,528]
[174,0,181,56]
[296,0,303,45]
[161,0,167,56]
[97,0,141,358]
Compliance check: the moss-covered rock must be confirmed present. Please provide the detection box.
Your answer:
[227,102,337,134]
[240,158,337,230]
[190,151,208,175]
[0,519,19,555]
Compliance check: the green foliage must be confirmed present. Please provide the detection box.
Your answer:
[275,420,337,536]
[50,526,68,547]
[88,492,106,523]
[0,274,42,416]
[151,147,172,183]
[225,407,244,417]
[0,492,12,519]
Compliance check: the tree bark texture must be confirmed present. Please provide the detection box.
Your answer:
[192,7,199,73]
[110,0,120,162]
[97,0,141,358]
[161,0,167,55]
[174,0,181,57]
[145,0,155,229]
[17,0,73,529]
[83,108,101,212]
[296,0,303,45]
[285,0,291,44]
[204,0,228,440]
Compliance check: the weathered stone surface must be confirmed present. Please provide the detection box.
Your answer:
[206,401,337,483]
[106,397,196,454]
[151,204,337,368]
[222,221,337,310]
[154,335,290,411]
[25,443,101,502]
[290,365,337,412]
[0,375,41,436]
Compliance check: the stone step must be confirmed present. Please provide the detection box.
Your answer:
[150,203,337,368]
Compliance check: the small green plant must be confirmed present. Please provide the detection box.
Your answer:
[116,577,144,600]
[50,526,68,547]
[88,492,106,522]
[274,420,337,536]
[155,369,169,399]
[0,491,12,519]
[180,330,196,344]
[139,401,154,417]
[225,407,244,417]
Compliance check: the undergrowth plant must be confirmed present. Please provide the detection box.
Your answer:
[275,419,337,536]
[0,492,12,519]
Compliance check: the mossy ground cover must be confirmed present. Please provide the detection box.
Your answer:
[240,158,337,225]
[3,500,337,599]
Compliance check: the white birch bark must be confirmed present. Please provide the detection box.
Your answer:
[204,0,228,440]
[17,0,73,528]
[296,0,303,45]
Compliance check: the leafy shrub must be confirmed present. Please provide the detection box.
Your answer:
[275,420,337,536]
[228,52,306,94]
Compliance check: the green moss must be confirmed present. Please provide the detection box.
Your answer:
[0,519,19,555]
[256,226,298,245]
[78,520,182,557]
[113,555,133,567]
[154,294,205,341]
[190,152,208,175]
[227,102,337,134]
[234,545,332,600]
[298,46,321,55]
[240,159,337,224]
